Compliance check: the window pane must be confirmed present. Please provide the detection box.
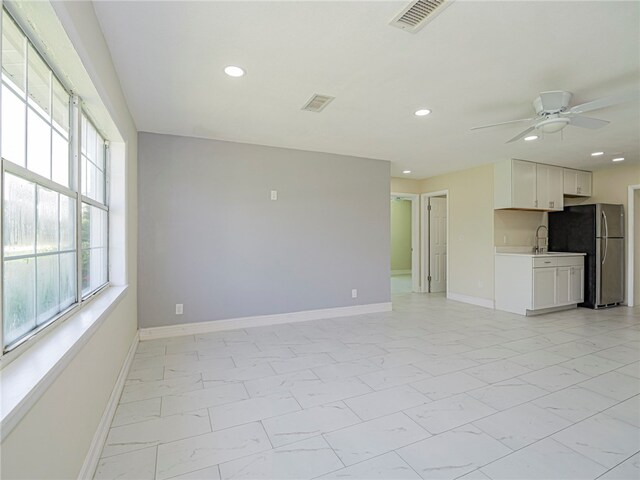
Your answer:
[96,170,105,205]
[27,107,51,178]
[3,257,36,345]
[27,44,51,117]
[3,173,35,257]
[59,252,76,310]
[90,248,106,292]
[85,160,97,200]
[36,254,59,325]
[81,203,108,296]
[81,114,88,155]
[81,204,90,294]
[59,194,75,251]
[36,186,59,253]
[96,141,105,171]
[2,12,26,94]
[52,130,69,187]
[86,120,97,161]
[1,84,26,166]
[52,78,69,135]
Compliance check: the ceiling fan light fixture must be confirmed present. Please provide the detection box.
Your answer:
[535,117,570,133]
[524,135,539,141]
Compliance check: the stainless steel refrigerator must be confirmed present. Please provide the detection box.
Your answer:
[549,204,624,309]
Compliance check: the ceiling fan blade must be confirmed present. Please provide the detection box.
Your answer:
[506,126,536,144]
[470,118,534,130]
[568,91,639,114]
[568,115,610,129]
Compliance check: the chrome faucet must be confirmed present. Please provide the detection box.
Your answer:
[534,225,548,254]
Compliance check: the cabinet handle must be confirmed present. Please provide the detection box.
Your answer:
[534,200,538,207]
[549,201,554,208]
[577,186,581,194]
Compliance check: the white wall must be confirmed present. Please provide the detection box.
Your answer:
[419,164,495,303]
[0,2,138,478]
[137,133,390,328]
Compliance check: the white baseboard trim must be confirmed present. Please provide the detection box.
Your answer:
[78,331,139,480]
[447,292,495,310]
[391,269,411,275]
[139,303,393,341]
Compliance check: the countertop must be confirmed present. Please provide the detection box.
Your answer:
[495,251,587,258]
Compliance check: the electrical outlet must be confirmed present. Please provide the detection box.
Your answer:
[175,304,183,315]
[351,289,358,298]
[271,190,278,200]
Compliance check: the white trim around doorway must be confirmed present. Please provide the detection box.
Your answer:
[627,184,639,307]
[421,190,449,294]
[391,192,420,292]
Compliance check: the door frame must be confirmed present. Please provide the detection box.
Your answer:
[421,190,449,294]
[390,192,420,292]
[627,184,640,306]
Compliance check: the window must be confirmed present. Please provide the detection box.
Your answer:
[1,9,109,351]
[80,114,109,297]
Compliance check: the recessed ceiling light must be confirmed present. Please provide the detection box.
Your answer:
[612,157,625,162]
[402,170,412,174]
[224,65,245,77]
[414,109,431,117]
[591,151,604,156]
[524,135,539,141]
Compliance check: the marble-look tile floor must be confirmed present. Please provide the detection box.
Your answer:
[95,293,640,480]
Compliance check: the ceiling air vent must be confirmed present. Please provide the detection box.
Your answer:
[301,94,335,113]
[390,0,452,33]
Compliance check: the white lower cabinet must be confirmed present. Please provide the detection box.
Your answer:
[496,254,585,316]
[532,267,557,309]
[569,265,585,303]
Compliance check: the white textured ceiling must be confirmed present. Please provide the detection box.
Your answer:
[94,1,640,178]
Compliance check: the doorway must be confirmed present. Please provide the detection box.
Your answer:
[422,191,449,294]
[390,193,419,293]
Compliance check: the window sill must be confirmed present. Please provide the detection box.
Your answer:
[0,285,128,441]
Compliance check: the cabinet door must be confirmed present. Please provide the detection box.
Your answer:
[576,171,592,196]
[512,160,537,209]
[556,267,571,305]
[563,169,578,195]
[533,267,556,309]
[570,266,585,303]
[537,164,564,210]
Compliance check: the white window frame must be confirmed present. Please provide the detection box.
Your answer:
[0,7,110,357]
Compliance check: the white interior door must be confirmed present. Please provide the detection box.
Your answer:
[429,197,447,293]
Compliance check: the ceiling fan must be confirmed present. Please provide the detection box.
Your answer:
[471,90,638,143]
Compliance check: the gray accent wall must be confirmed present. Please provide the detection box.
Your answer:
[138,133,391,328]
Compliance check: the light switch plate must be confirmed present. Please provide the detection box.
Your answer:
[271,190,278,200]
[176,304,183,315]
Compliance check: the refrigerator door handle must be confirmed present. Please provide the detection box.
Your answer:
[601,210,608,265]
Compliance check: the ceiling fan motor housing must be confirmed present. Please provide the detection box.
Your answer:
[533,91,573,115]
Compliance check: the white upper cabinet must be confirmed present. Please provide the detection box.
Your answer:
[511,160,537,209]
[563,168,592,197]
[494,159,564,211]
[536,164,564,211]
